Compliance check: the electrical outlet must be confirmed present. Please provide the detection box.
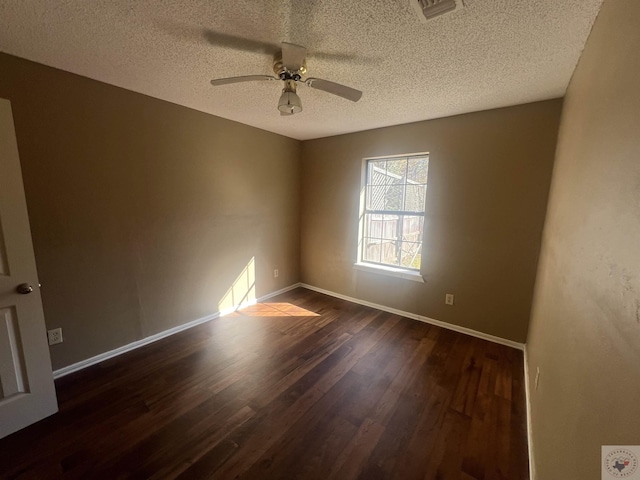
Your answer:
[445,293,454,305]
[535,367,541,390]
[48,328,63,345]
[274,269,279,278]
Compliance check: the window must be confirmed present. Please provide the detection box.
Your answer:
[359,154,429,272]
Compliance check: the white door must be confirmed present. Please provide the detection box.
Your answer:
[0,99,58,439]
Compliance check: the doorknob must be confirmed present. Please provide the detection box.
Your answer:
[16,283,33,294]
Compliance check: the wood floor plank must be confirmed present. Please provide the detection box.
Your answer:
[328,417,386,480]
[241,377,363,480]
[0,288,529,479]
[422,409,471,480]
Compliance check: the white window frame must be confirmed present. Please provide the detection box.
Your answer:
[355,152,429,283]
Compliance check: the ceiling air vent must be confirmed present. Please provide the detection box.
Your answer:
[410,0,461,22]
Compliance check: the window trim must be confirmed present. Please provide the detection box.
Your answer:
[356,152,429,278]
[353,261,425,283]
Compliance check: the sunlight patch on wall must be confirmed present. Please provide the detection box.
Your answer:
[218,257,319,318]
[218,257,256,315]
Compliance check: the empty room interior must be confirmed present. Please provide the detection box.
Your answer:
[0,0,638,479]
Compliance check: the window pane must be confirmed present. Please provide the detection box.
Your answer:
[383,185,404,210]
[381,240,400,266]
[402,216,424,241]
[407,157,429,184]
[404,185,426,212]
[363,237,382,263]
[364,213,382,238]
[362,155,429,270]
[401,242,422,269]
[385,159,407,180]
[381,215,399,240]
[368,160,388,185]
[366,186,385,210]
[366,185,405,211]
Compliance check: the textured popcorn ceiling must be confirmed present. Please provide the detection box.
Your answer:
[0,0,602,140]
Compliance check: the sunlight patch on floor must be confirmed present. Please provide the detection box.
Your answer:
[225,302,320,317]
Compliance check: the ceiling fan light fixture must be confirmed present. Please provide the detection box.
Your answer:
[210,42,362,116]
[277,90,303,115]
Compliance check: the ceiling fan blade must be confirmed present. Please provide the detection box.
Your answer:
[304,78,363,102]
[281,42,307,71]
[211,75,278,86]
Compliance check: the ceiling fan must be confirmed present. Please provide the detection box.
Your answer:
[210,42,363,116]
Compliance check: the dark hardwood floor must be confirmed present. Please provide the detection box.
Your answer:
[0,288,529,479]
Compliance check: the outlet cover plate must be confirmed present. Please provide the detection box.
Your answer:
[48,328,63,345]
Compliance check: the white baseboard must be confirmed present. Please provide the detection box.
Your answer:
[299,283,525,351]
[54,280,525,380]
[524,345,535,480]
[53,283,302,379]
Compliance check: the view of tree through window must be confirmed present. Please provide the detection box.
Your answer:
[362,155,429,269]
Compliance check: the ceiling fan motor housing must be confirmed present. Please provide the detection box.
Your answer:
[273,51,306,80]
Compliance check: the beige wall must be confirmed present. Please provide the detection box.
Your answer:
[0,53,301,370]
[526,1,640,478]
[300,100,562,343]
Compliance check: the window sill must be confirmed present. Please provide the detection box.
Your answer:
[353,262,424,283]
